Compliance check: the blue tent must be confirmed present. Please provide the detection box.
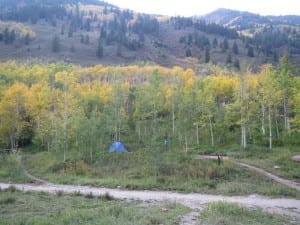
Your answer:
[109,141,128,153]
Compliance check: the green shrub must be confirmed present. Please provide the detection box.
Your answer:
[0,197,16,204]
[98,192,115,201]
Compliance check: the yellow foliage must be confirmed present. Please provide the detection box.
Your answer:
[180,69,196,91]
[0,21,36,39]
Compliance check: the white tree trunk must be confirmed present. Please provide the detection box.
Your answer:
[196,124,199,145]
[268,105,272,150]
[138,125,141,140]
[63,90,68,163]
[90,146,93,162]
[241,125,246,149]
[185,136,188,153]
[208,115,214,146]
[275,107,279,138]
[284,98,290,132]
[172,110,175,135]
[261,104,265,135]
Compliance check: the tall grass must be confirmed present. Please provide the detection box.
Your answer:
[0,189,189,225]
[0,154,31,182]
[21,148,300,198]
[236,146,300,182]
[200,201,295,225]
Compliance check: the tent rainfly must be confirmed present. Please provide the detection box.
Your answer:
[109,141,128,153]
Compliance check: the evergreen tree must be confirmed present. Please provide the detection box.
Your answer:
[24,33,31,45]
[100,26,107,39]
[232,41,239,54]
[212,37,218,48]
[68,26,73,38]
[233,58,240,70]
[52,35,61,53]
[3,28,9,44]
[221,38,229,52]
[70,44,75,53]
[247,46,254,57]
[85,35,90,45]
[116,44,122,57]
[205,47,210,63]
[96,43,104,58]
[10,30,16,43]
[84,18,91,31]
[185,48,192,57]
[226,53,232,64]
[61,24,65,35]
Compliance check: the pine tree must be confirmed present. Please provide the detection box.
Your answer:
[52,35,61,53]
[96,43,103,58]
[85,35,90,44]
[232,41,238,54]
[185,48,192,57]
[233,59,240,70]
[221,38,229,52]
[205,47,210,63]
[247,46,254,57]
[4,28,11,44]
[212,37,218,48]
[226,53,232,64]
[24,33,31,45]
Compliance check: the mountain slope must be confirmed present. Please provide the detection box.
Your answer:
[203,8,300,28]
[0,1,299,71]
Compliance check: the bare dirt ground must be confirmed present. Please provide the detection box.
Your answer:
[0,182,299,218]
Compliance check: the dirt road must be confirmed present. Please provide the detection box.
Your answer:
[0,182,299,218]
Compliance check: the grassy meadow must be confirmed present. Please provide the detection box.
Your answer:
[0,187,189,225]
[236,146,300,182]
[0,188,297,225]
[1,144,297,198]
[199,201,297,225]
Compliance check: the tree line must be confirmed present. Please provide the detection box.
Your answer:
[0,55,299,161]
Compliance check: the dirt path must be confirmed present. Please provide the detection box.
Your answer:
[195,155,300,191]
[4,154,298,224]
[0,182,299,219]
[236,162,300,191]
[18,154,51,185]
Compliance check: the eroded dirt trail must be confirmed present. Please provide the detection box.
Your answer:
[195,155,300,191]
[0,182,299,218]
[236,162,300,191]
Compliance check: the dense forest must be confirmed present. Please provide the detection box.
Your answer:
[0,54,299,162]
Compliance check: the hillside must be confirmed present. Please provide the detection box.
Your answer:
[0,0,299,71]
[203,8,300,28]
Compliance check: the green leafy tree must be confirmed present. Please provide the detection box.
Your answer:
[276,53,294,132]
